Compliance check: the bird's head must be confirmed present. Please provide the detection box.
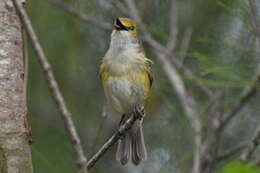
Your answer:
[113,18,137,35]
[109,18,140,52]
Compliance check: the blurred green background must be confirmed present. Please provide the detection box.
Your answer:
[26,0,260,172]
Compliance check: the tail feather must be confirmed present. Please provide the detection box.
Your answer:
[116,120,147,165]
[116,132,131,165]
[131,124,147,165]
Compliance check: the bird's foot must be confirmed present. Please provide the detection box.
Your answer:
[116,127,125,139]
[133,105,145,120]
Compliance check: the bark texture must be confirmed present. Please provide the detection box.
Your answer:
[0,0,33,172]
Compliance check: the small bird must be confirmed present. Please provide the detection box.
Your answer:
[99,17,153,165]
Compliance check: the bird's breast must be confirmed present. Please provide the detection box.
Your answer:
[102,70,149,114]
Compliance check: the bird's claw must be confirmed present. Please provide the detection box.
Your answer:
[133,105,145,120]
[116,127,125,139]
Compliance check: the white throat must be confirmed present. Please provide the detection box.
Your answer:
[108,30,140,55]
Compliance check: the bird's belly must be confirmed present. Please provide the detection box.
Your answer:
[104,77,145,114]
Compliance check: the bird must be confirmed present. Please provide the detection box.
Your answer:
[99,17,153,165]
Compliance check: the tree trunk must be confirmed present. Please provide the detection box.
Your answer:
[0,0,33,172]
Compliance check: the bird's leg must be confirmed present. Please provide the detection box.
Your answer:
[133,105,145,120]
[119,114,126,126]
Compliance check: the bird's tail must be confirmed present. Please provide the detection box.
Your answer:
[116,120,147,165]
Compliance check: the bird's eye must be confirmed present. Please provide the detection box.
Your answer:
[129,26,135,31]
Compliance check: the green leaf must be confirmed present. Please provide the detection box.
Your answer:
[220,161,260,173]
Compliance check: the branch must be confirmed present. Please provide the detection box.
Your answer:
[87,111,142,169]
[11,0,88,172]
[220,59,260,130]
[173,54,213,97]
[179,27,193,64]
[215,142,247,162]
[214,127,260,164]
[241,126,260,161]
[248,0,260,40]
[50,0,112,30]
[167,0,178,52]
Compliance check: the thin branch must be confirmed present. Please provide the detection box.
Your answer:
[179,27,193,64]
[87,111,142,169]
[248,0,260,40]
[11,0,88,172]
[50,0,112,30]
[220,64,260,130]
[197,93,225,173]
[215,142,247,162]
[167,0,178,52]
[241,126,260,161]
[175,57,213,97]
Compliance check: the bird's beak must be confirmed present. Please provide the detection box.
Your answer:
[114,18,128,31]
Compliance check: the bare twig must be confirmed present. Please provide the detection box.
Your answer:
[173,57,214,97]
[241,126,260,161]
[220,64,260,130]
[248,0,260,40]
[167,0,178,52]
[11,0,88,172]
[196,93,225,173]
[87,112,142,169]
[50,0,112,30]
[216,142,247,162]
[179,27,193,64]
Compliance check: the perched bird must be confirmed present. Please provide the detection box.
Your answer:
[99,17,153,165]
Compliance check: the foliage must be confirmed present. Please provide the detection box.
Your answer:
[220,161,260,173]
